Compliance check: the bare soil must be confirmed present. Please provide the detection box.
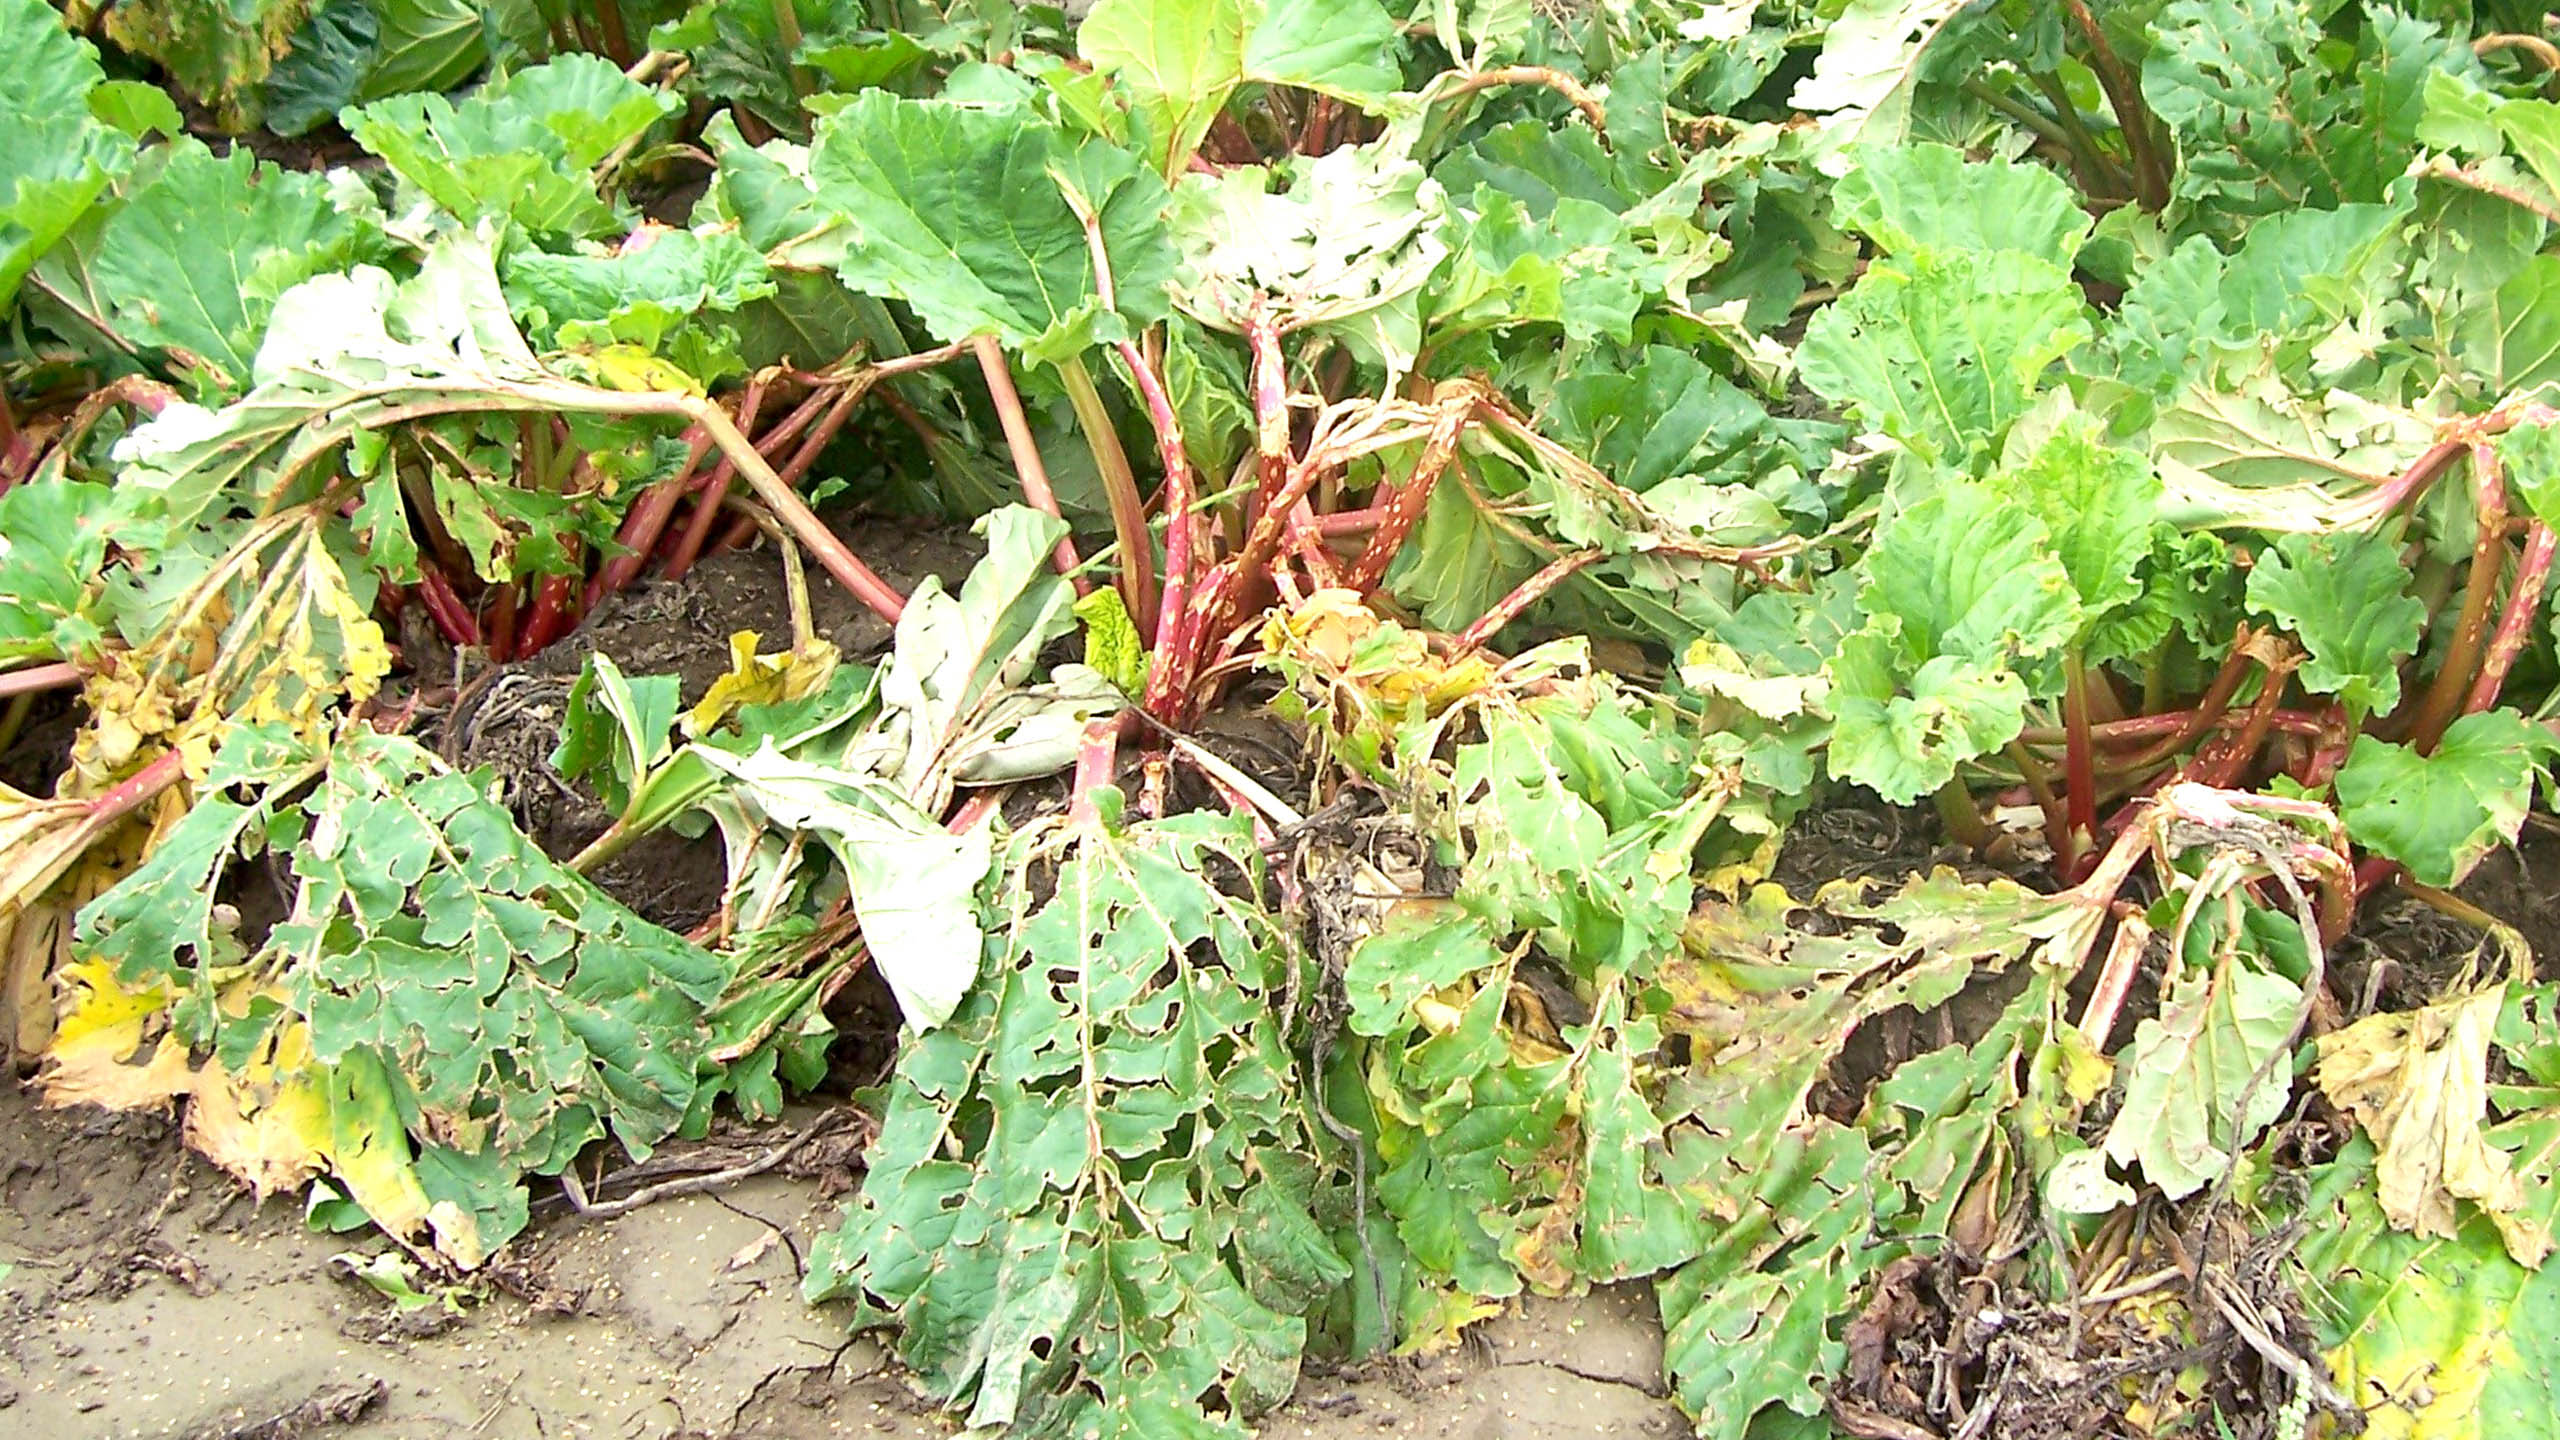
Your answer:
[0,1085,1684,1440]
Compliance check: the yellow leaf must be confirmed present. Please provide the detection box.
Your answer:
[2315,983,2548,1267]
[685,631,839,736]
[185,1021,332,1199]
[38,959,193,1111]
[582,343,704,397]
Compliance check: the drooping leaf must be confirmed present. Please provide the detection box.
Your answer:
[2335,714,2558,888]
[808,812,1349,1438]
[2102,956,2303,1200]
[2317,982,2548,1266]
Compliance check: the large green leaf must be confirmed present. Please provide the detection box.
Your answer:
[502,225,775,360]
[0,478,113,664]
[1077,0,1402,176]
[1983,410,2164,650]
[0,0,131,308]
[1831,140,2090,267]
[2336,715,2559,888]
[90,144,388,396]
[789,92,1176,363]
[1797,248,2089,467]
[1824,478,2079,803]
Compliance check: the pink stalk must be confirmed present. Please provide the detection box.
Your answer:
[1116,340,1199,648]
[1315,507,1386,537]
[1246,302,1291,509]
[669,381,864,582]
[973,336,1084,583]
[1344,399,1469,594]
[2467,519,2556,712]
[0,662,81,699]
[1452,550,1605,654]
[1066,716,1122,830]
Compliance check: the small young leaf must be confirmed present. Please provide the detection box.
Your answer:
[2246,530,2427,719]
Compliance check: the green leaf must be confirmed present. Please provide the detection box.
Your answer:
[2335,715,2559,889]
[79,731,730,1263]
[359,0,485,98]
[1077,0,1401,175]
[2246,529,2428,718]
[1824,478,2079,803]
[0,479,113,664]
[503,226,775,358]
[652,0,916,138]
[1168,144,1448,370]
[2456,254,2560,396]
[1983,410,2163,640]
[791,92,1176,362]
[1831,140,2090,268]
[88,81,186,141]
[343,54,678,240]
[808,814,1345,1436]
[1797,249,2089,467]
[91,144,388,396]
[0,0,131,308]
[259,0,377,137]
[2102,954,2302,1199]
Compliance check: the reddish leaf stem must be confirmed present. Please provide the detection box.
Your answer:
[2064,0,2169,210]
[1118,340,1200,669]
[972,336,1085,582]
[1452,549,1604,654]
[2467,519,2556,713]
[2061,653,2099,875]
[1066,715,1123,830]
[2407,443,2511,752]
[1345,395,1469,595]
[416,567,481,648]
[0,662,81,699]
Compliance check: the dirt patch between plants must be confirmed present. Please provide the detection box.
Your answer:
[0,1082,1686,1440]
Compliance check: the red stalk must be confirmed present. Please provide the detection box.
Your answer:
[1344,396,1469,595]
[1246,302,1291,510]
[1453,550,1604,654]
[416,567,481,648]
[1118,340,1201,675]
[485,586,518,664]
[2407,443,2510,753]
[589,423,717,607]
[2061,653,2100,874]
[2466,519,2556,713]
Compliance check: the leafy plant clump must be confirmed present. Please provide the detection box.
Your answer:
[3,1,2560,1438]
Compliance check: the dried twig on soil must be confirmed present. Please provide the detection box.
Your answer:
[555,1110,863,1221]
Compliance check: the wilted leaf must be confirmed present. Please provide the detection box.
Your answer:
[809,812,1349,1436]
[2102,957,2302,1199]
[2317,983,2547,1266]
